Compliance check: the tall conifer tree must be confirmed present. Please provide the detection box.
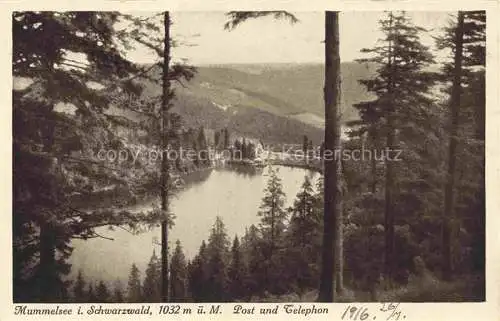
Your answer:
[352,11,436,281]
[170,240,188,301]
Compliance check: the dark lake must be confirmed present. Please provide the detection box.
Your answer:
[69,165,318,284]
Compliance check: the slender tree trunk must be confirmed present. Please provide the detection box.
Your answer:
[319,11,341,302]
[37,59,59,303]
[38,221,57,302]
[384,12,396,283]
[271,205,275,256]
[161,11,171,302]
[335,156,344,296]
[370,130,377,194]
[443,11,464,281]
[474,67,485,274]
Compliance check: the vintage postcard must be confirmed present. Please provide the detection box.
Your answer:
[2,0,499,320]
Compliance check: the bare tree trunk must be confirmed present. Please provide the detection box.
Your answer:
[370,130,377,194]
[319,11,341,302]
[38,221,57,302]
[384,12,396,283]
[335,155,344,296]
[161,11,172,302]
[443,11,464,281]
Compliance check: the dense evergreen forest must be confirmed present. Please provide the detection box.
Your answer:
[13,11,485,303]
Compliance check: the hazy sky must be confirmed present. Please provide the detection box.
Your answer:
[125,11,454,65]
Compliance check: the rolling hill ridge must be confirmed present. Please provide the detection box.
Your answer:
[138,62,376,144]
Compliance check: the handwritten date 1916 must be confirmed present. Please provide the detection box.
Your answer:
[341,303,406,321]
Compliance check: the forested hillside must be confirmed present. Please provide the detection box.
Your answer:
[134,62,377,144]
[173,63,375,123]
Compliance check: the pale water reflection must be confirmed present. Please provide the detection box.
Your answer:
[69,165,318,284]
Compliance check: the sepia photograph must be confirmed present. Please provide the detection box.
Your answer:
[12,11,486,304]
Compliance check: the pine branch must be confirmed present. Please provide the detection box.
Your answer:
[92,231,115,241]
[224,11,299,31]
